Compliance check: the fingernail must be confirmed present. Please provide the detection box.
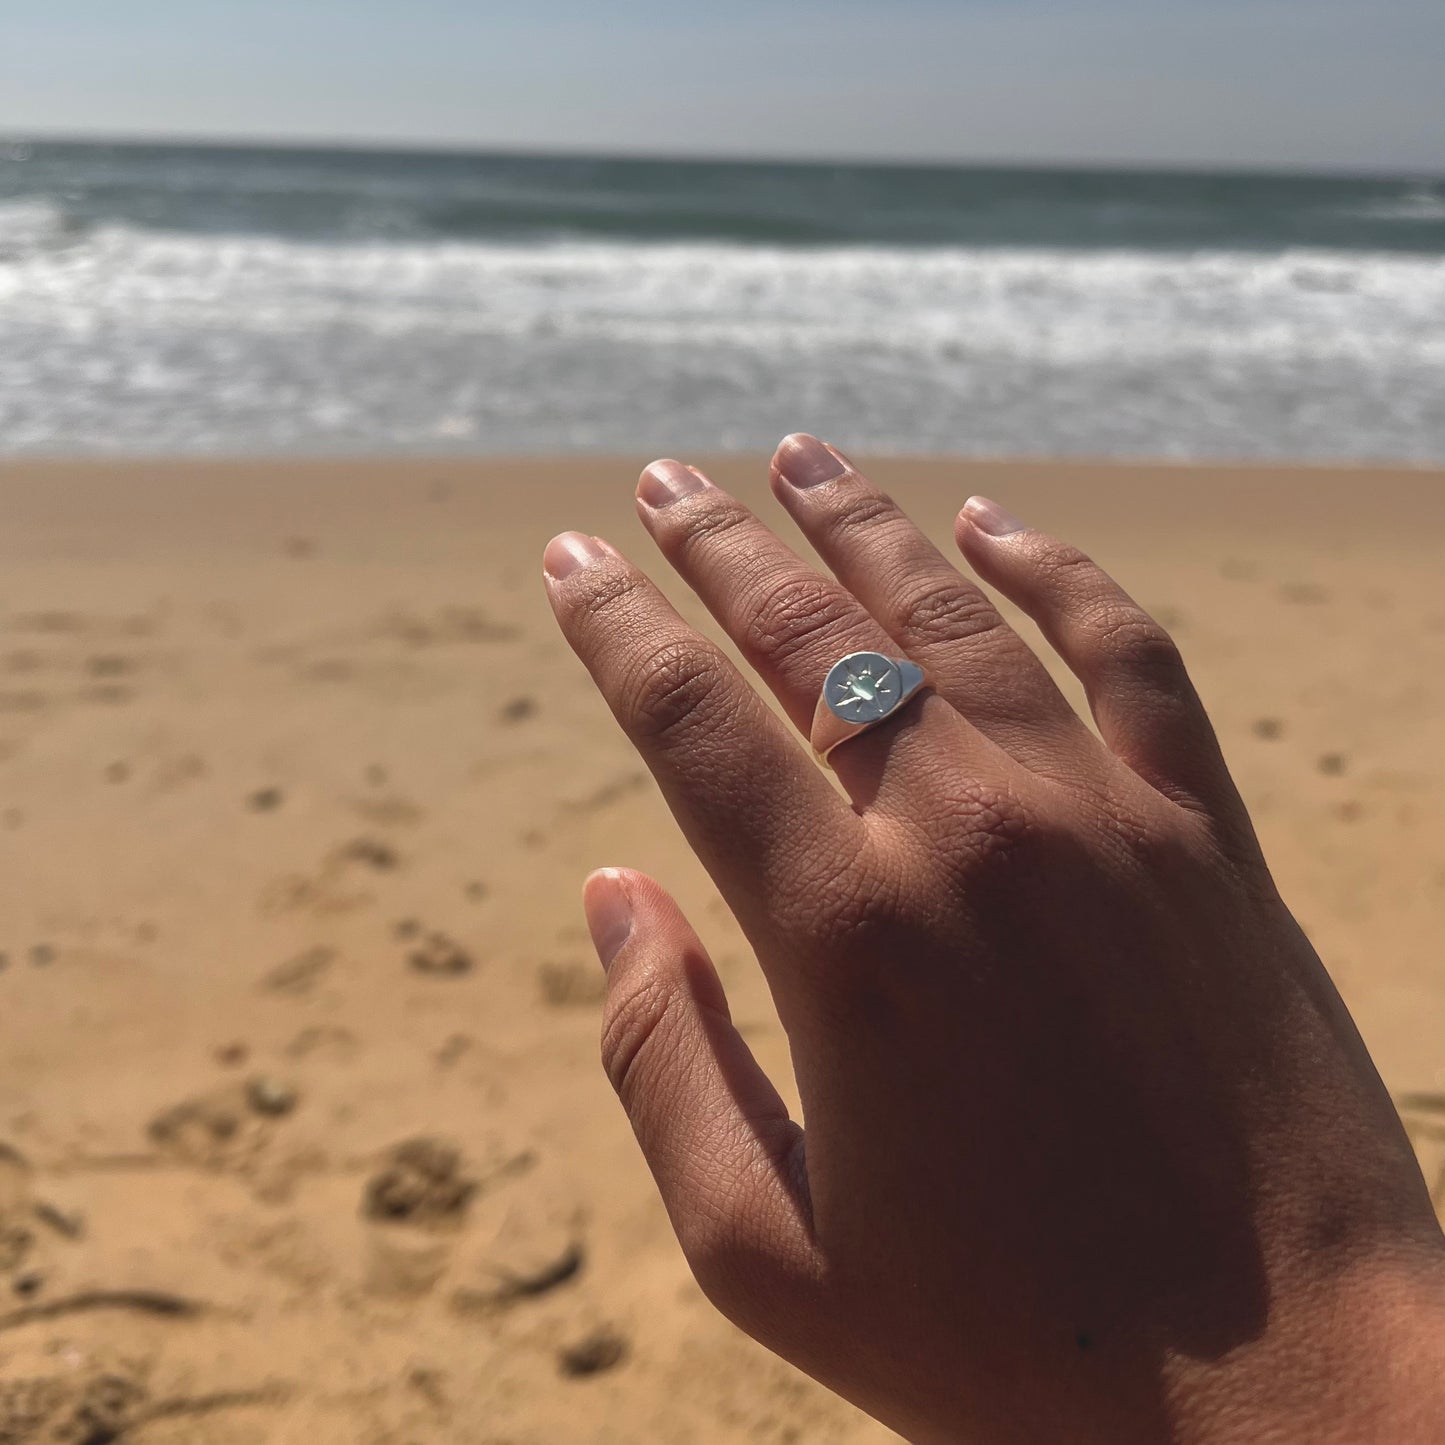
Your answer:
[963,496,1026,537]
[583,868,633,971]
[638,459,709,508]
[543,531,607,580]
[775,433,847,489]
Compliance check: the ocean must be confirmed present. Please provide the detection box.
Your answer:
[2,139,1443,460]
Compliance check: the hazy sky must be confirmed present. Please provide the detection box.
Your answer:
[3,0,1442,172]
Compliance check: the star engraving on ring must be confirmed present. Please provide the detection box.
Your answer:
[815,651,927,760]
[832,661,896,712]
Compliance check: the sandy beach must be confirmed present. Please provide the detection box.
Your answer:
[0,454,1441,1444]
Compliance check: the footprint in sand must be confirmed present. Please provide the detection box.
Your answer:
[0,1143,84,1304]
[499,694,537,723]
[147,1078,300,1173]
[0,1351,284,1440]
[260,946,335,997]
[333,837,399,871]
[452,1207,585,1316]
[362,1138,477,1228]
[356,1144,479,1306]
[261,838,400,918]
[558,1327,629,1378]
[245,1076,299,1118]
[407,931,473,977]
[0,1364,147,1444]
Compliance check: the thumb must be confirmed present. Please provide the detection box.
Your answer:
[583,868,817,1324]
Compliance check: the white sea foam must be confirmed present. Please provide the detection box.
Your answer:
[1,219,1442,457]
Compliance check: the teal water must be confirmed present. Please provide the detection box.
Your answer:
[8,141,1445,251]
[2,140,1443,458]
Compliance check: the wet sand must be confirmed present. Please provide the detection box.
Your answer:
[0,455,1442,1443]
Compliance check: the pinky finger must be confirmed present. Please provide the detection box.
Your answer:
[955,498,1246,826]
[583,868,820,1331]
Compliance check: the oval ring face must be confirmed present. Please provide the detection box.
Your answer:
[823,651,903,725]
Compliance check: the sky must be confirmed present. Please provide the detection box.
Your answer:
[2,0,1442,173]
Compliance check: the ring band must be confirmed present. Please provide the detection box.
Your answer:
[810,650,929,766]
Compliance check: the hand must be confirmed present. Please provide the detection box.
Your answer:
[542,435,1445,1445]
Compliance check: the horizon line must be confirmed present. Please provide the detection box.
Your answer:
[5,127,1442,184]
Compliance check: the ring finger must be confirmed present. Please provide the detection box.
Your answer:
[635,460,1006,812]
[768,434,1095,774]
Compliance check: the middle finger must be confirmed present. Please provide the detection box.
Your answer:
[769,434,1093,772]
[635,460,1001,810]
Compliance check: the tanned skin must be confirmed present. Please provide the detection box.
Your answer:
[542,434,1445,1445]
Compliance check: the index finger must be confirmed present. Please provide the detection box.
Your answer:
[542,530,863,950]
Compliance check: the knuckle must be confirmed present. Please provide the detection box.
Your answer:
[893,575,1006,650]
[624,640,732,745]
[599,971,689,1109]
[816,873,905,956]
[820,488,898,540]
[1038,540,1097,582]
[939,778,1034,862]
[673,494,755,555]
[790,848,911,960]
[902,775,1036,880]
[1088,782,1169,863]
[751,835,880,955]
[1033,544,1188,679]
[740,571,861,669]
[1089,606,1184,675]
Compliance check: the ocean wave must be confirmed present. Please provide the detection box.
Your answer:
[2,223,1443,458]
[0,197,85,259]
[1336,186,1445,224]
[6,222,1443,346]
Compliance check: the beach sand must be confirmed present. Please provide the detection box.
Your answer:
[0,455,1441,1443]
